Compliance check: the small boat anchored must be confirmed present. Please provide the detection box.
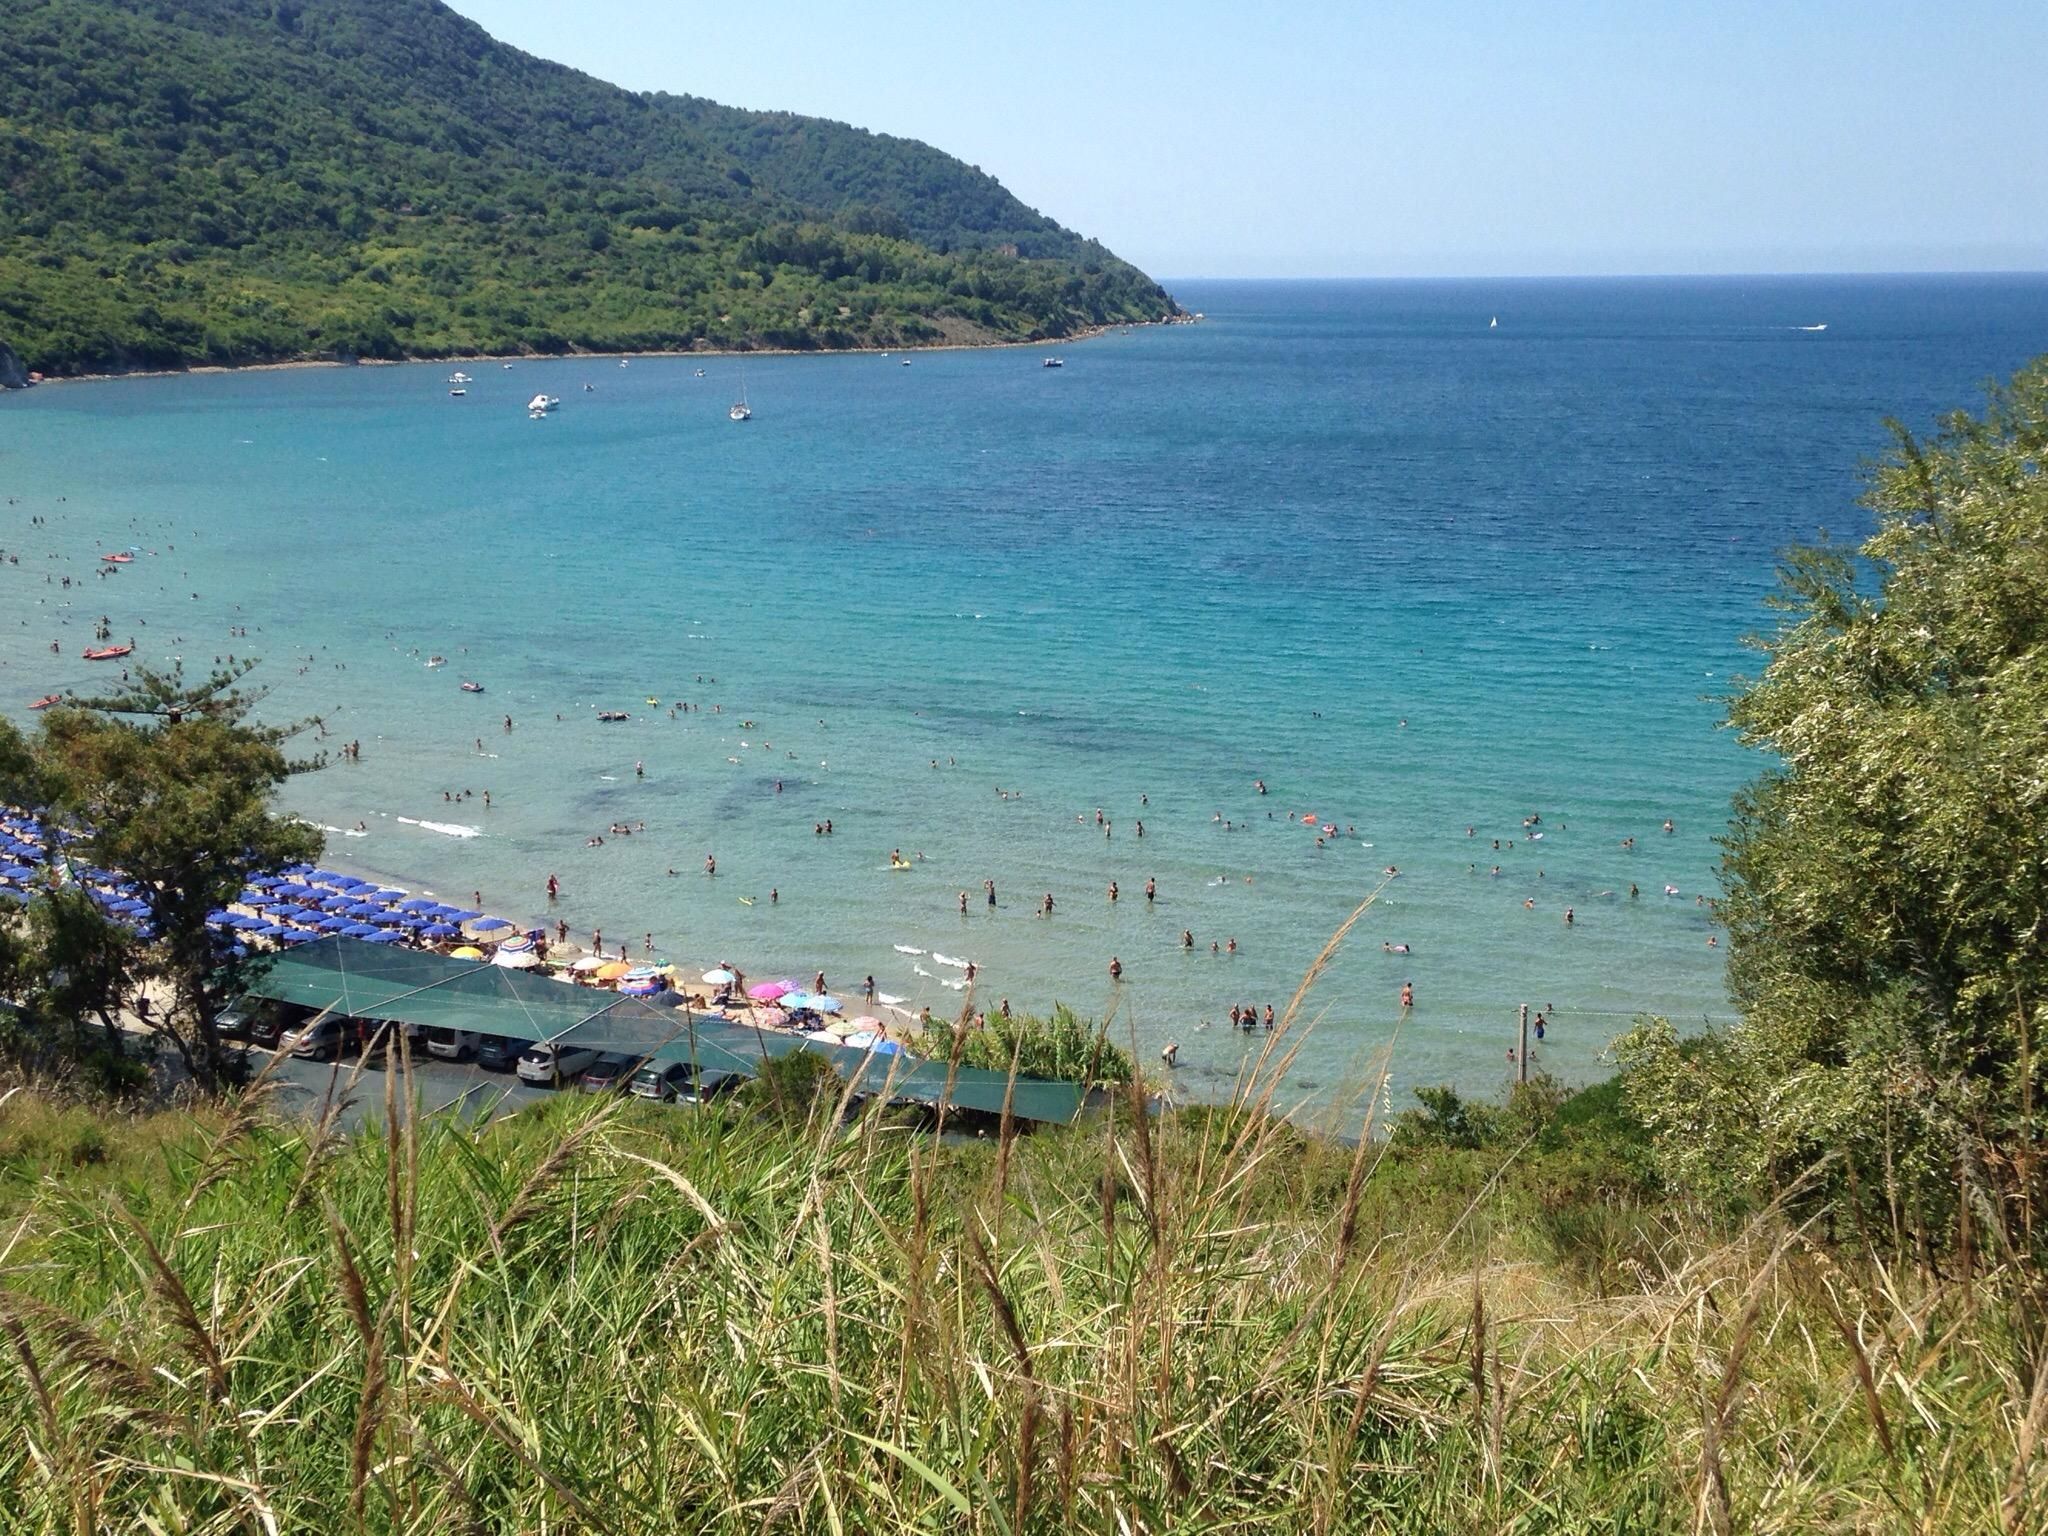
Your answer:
[83,644,133,661]
[730,364,751,422]
[527,394,559,415]
[1042,356,1064,368]
[448,371,472,384]
[460,680,485,694]
[448,388,467,397]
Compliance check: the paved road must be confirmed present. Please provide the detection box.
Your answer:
[254,1048,586,1134]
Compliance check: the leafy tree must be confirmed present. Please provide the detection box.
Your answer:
[1618,358,2048,1266]
[9,663,321,1092]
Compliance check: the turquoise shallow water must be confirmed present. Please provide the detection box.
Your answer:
[5,275,2047,1114]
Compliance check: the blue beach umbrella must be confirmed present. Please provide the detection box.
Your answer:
[345,902,384,917]
[371,889,407,902]
[317,914,354,931]
[422,923,458,938]
[253,923,290,937]
[399,913,433,928]
[320,895,354,912]
[369,910,403,925]
[0,864,30,881]
[398,897,437,912]
[442,908,483,922]
[361,930,402,944]
[342,922,381,938]
[469,916,512,933]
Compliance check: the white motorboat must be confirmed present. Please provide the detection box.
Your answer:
[526,394,559,414]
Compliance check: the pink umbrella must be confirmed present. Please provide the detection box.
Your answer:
[748,980,794,1001]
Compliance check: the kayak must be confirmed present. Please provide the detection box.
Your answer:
[99,553,133,564]
[82,644,133,660]
[29,694,60,709]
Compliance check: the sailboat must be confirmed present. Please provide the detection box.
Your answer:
[729,363,751,422]
[1489,316,1498,329]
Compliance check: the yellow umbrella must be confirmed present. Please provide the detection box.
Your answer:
[595,961,632,981]
[451,945,484,960]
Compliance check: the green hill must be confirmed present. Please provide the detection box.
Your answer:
[0,0,1179,375]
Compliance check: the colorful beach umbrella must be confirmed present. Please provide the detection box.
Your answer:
[702,968,736,985]
[746,980,792,1000]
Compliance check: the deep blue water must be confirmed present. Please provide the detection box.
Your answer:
[4,273,2045,1115]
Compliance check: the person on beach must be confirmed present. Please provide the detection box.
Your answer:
[862,975,875,1000]
[814,971,827,994]
[556,919,568,944]
[592,928,602,952]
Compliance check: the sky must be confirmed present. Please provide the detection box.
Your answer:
[445,0,2047,280]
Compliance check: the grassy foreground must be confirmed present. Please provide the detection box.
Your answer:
[0,1061,2042,1533]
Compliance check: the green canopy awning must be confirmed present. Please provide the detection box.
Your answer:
[240,938,1085,1123]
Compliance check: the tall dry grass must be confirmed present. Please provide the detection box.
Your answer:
[0,916,2042,1532]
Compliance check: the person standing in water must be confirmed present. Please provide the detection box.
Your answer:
[1145,877,1156,902]
[704,854,716,877]
[1399,981,1414,1010]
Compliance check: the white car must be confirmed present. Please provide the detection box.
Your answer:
[516,1041,601,1086]
[425,1027,482,1062]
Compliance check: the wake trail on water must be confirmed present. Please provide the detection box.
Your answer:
[397,816,482,839]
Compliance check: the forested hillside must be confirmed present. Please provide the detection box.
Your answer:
[0,0,1177,374]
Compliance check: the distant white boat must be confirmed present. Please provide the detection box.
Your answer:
[448,388,466,397]
[730,364,751,421]
[1489,316,1498,329]
[1042,356,1063,368]
[526,394,559,414]
[447,371,472,384]
[1800,323,1828,332]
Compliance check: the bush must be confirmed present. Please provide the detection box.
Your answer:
[742,1047,843,1124]
[954,1003,1133,1085]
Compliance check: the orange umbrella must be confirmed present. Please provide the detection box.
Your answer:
[595,961,632,981]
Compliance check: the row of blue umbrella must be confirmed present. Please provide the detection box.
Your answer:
[2,821,525,954]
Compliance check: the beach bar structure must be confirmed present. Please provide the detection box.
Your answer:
[237,937,1087,1124]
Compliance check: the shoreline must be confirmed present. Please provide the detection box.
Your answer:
[23,316,1196,388]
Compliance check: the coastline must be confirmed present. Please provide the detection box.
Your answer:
[23,315,1196,388]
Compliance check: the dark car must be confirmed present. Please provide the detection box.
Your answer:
[628,1061,695,1102]
[475,1036,533,1073]
[682,1070,743,1105]
[577,1053,639,1093]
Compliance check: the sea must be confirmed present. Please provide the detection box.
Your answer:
[5,274,2046,1119]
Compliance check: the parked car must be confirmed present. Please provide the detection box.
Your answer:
[578,1053,639,1093]
[284,1014,348,1060]
[682,1070,743,1105]
[515,1040,601,1086]
[425,1026,482,1062]
[475,1035,533,1073]
[628,1061,695,1102]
